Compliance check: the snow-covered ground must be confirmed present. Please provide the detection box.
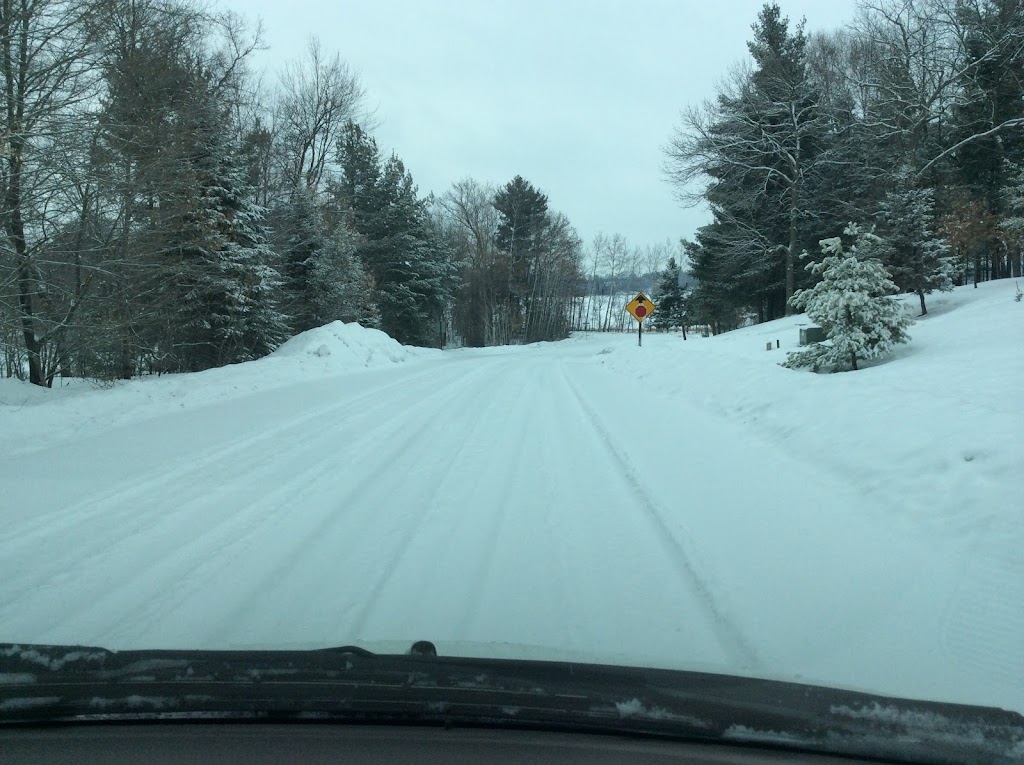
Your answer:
[1,279,1021,714]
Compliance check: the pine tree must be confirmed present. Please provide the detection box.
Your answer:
[493,175,549,261]
[491,175,552,339]
[681,236,745,334]
[273,188,323,332]
[272,188,370,333]
[316,225,374,327]
[159,92,288,371]
[951,0,1024,216]
[1000,160,1024,277]
[78,3,203,379]
[784,225,913,372]
[370,156,455,346]
[666,3,832,321]
[334,121,383,232]
[876,175,958,316]
[652,257,687,336]
[335,122,454,346]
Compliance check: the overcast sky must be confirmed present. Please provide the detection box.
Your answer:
[223,0,861,249]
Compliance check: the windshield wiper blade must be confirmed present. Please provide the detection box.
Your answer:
[313,640,437,657]
[312,645,378,657]
[2,642,1023,765]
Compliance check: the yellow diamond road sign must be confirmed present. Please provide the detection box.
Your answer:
[625,292,656,323]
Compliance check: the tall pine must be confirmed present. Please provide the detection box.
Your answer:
[158,88,288,371]
[492,176,550,339]
[272,187,370,333]
[876,174,957,316]
[652,257,687,336]
[335,122,454,346]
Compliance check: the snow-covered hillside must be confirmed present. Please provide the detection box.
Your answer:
[0,279,1020,715]
[594,278,1023,537]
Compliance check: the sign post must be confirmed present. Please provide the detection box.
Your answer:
[625,292,656,347]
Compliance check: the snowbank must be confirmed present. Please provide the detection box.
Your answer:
[0,321,439,458]
[584,279,1023,706]
[591,279,1023,535]
[269,321,434,369]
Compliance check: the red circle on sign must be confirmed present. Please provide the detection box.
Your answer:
[635,305,647,318]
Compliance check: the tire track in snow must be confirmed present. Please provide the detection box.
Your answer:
[150,358,504,643]
[450,370,539,637]
[0,361,473,611]
[343,401,510,638]
[940,542,1024,685]
[0,360,497,644]
[557,365,761,670]
[205,359,513,644]
[0,360,465,554]
[288,370,505,640]
[327,362,542,644]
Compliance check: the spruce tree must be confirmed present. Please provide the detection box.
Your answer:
[159,92,288,371]
[1000,160,1024,277]
[652,257,687,336]
[493,175,549,261]
[335,121,453,346]
[492,176,551,338]
[876,175,957,316]
[368,155,454,346]
[273,188,370,333]
[784,226,913,372]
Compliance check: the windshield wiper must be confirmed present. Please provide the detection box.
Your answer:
[2,642,1022,765]
[312,645,378,657]
[315,640,437,657]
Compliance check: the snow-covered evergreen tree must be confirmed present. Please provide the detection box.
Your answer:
[358,156,454,346]
[272,188,372,333]
[652,257,687,336]
[160,93,288,371]
[316,225,375,327]
[273,189,323,332]
[999,160,1024,265]
[876,174,958,316]
[336,123,455,346]
[784,226,913,372]
[221,191,289,364]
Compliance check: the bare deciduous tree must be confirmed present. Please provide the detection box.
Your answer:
[0,0,96,385]
[853,0,1024,178]
[275,36,367,194]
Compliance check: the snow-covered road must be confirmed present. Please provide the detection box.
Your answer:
[2,284,1022,714]
[3,345,762,663]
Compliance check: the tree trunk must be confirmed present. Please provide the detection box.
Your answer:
[918,289,927,316]
[16,256,44,385]
[3,0,44,385]
[850,350,858,371]
[784,183,798,315]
